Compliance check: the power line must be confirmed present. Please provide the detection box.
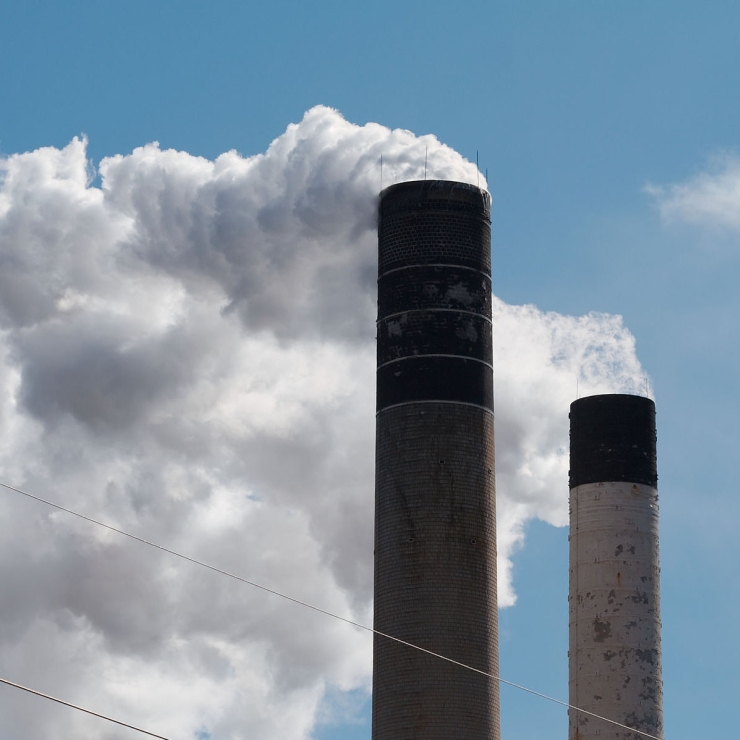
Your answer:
[0,677,169,739]
[0,480,664,740]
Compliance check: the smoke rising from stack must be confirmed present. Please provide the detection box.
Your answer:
[0,106,651,738]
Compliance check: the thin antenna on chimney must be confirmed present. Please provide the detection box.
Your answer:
[424,147,428,180]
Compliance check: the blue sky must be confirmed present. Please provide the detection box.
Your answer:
[1,1,739,738]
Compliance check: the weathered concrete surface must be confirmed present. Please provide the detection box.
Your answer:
[569,480,663,740]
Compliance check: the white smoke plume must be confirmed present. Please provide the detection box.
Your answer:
[0,106,649,739]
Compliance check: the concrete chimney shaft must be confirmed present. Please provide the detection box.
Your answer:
[569,394,662,740]
[373,180,500,740]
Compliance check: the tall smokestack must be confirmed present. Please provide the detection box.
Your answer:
[373,180,500,740]
[569,394,662,740]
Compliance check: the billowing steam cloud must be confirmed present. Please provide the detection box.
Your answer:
[0,106,649,739]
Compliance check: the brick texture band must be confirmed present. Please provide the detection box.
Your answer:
[373,404,500,740]
[378,181,491,274]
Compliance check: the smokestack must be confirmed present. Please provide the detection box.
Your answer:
[373,180,500,740]
[569,394,662,740]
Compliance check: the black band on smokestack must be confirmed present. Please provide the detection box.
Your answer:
[377,181,492,413]
[378,180,491,274]
[569,394,657,488]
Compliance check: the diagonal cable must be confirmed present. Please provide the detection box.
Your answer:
[0,480,664,740]
[0,677,169,739]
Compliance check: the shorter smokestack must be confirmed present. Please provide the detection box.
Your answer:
[569,394,662,740]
